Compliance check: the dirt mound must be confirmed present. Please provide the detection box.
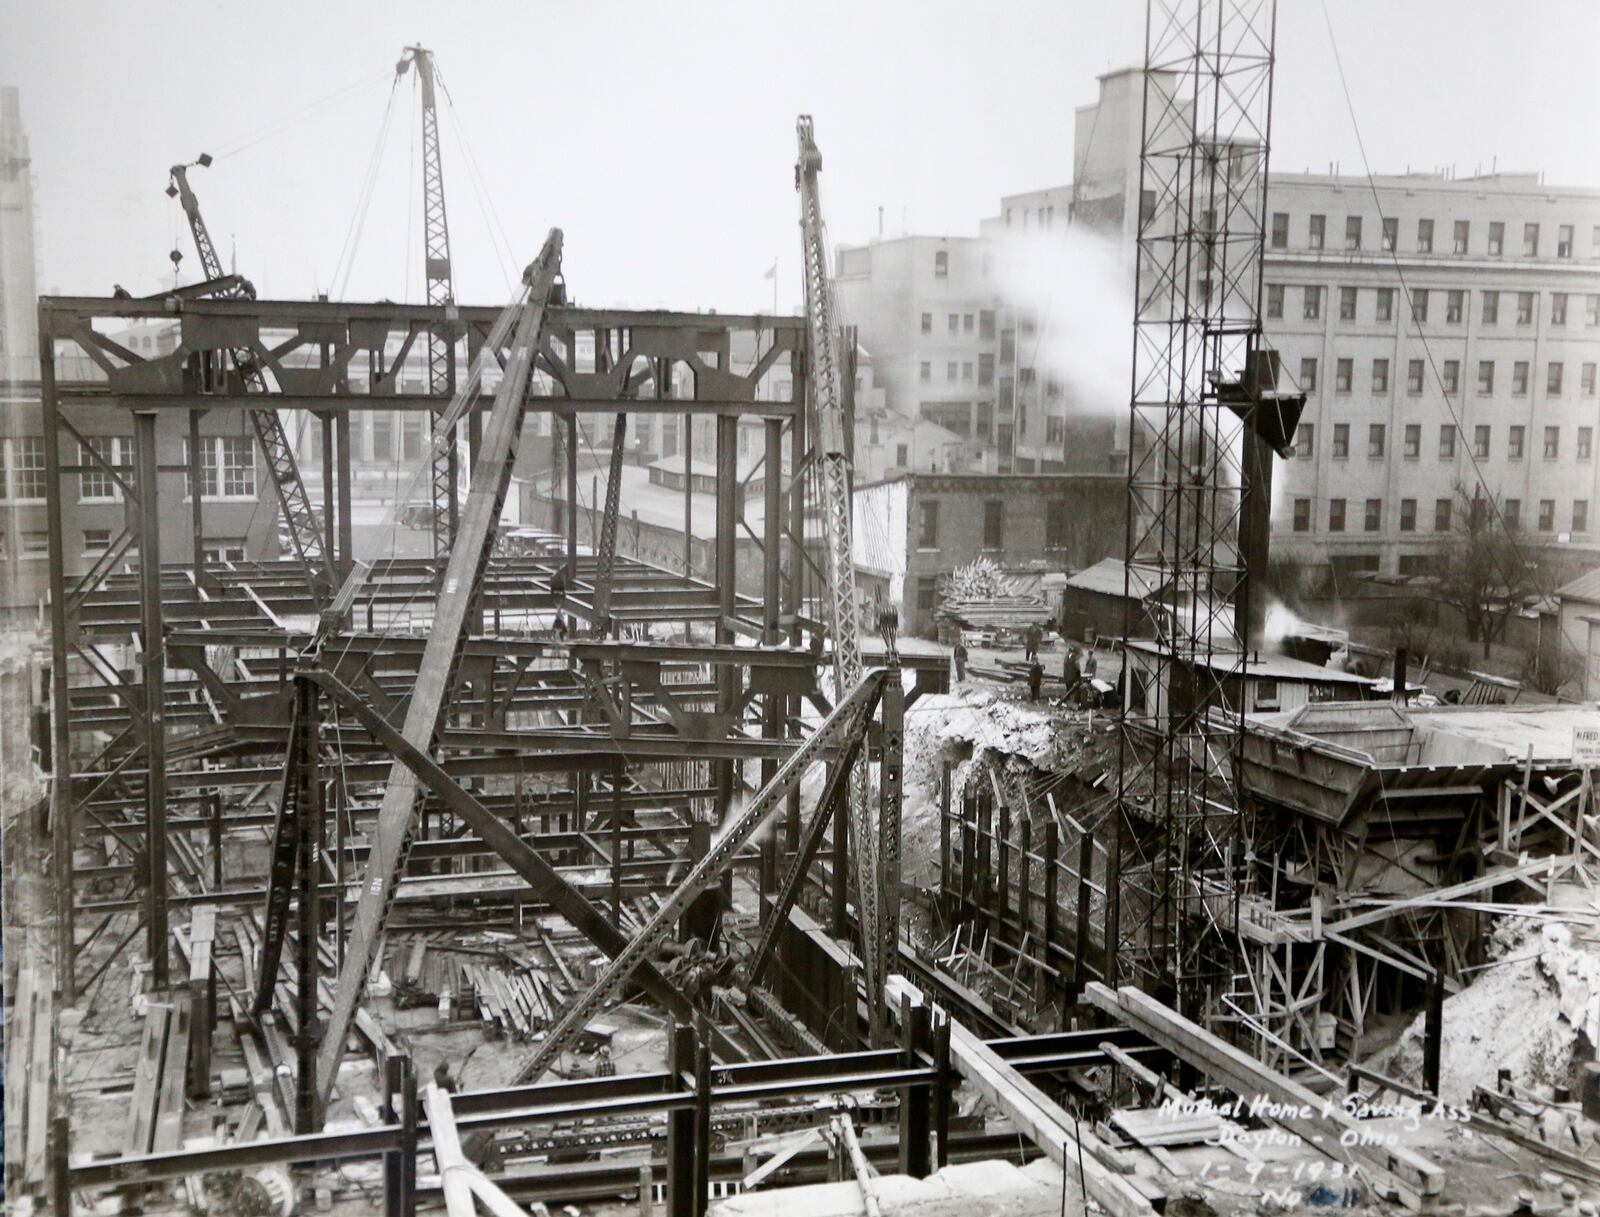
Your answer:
[1379,906,1600,1104]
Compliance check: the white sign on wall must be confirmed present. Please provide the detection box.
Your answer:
[1573,724,1600,767]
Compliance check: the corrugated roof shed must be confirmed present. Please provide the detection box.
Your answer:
[1557,567,1600,604]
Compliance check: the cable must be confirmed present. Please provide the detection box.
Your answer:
[331,76,401,301]
[1318,0,1590,681]
[208,69,392,162]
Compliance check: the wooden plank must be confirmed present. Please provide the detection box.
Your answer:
[1085,983,1443,1205]
[153,992,193,1152]
[888,977,1156,1217]
[1323,857,1552,935]
[5,965,35,1181]
[23,976,51,1187]
[126,1002,171,1156]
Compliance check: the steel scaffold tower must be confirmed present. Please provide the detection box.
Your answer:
[1112,0,1280,1021]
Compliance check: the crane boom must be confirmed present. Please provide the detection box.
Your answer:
[794,116,884,1014]
[167,161,328,599]
[398,45,461,560]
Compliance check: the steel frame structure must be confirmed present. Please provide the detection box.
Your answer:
[1113,0,1279,1018]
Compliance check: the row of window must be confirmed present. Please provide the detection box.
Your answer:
[1291,495,1589,535]
[1272,213,1594,260]
[1296,355,1596,399]
[0,532,246,561]
[1295,421,1594,462]
[921,310,999,339]
[1270,285,1600,328]
[0,436,258,502]
[913,498,1076,550]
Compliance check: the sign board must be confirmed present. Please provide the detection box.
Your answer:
[1573,725,1600,767]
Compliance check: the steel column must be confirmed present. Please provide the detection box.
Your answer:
[134,409,169,988]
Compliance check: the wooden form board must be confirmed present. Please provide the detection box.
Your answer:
[1084,983,1444,1207]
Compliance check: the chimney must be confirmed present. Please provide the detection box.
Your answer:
[1392,648,1409,705]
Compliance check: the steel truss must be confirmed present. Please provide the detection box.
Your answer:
[1112,0,1280,1020]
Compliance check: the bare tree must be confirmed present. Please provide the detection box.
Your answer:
[1434,483,1538,659]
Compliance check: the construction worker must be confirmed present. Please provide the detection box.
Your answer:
[1079,647,1098,706]
[552,609,568,640]
[1026,659,1043,702]
[434,1061,457,1093]
[953,640,969,683]
[1061,645,1081,701]
[1023,622,1042,663]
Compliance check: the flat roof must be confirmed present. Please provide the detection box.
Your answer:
[1405,703,1600,765]
[1123,640,1375,685]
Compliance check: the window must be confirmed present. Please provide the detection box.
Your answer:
[947,313,959,334]
[1523,223,1540,256]
[1345,215,1362,250]
[1336,358,1353,393]
[1308,214,1325,249]
[1478,360,1495,395]
[1544,426,1560,459]
[1446,290,1463,323]
[919,361,931,383]
[1368,424,1385,459]
[1575,500,1590,533]
[7,437,46,501]
[1504,499,1521,530]
[20,531,47,558]
[1442,360,1459,394]
[1300,357,1317,390]
[1303,286,1321,320]
[1376,288,1394,322]
[895,442,909,466]
[1548,363,1564,396]
[983,500,1004,549]
[1332,423,1349,459]
[1474,425,1491,459]
[1270,212,1288,248]
[979,310,995,339]
[1584,363,1597,396]
[917,500,939,547]
[1266,284,1284,318]
[1292,498,1310,532]
[1339,286,1357,320]
[371,414,393,461]
[1046,500,1071,547]
[962,361,974,382]
[1295,423,1314,458]
[1452,219,1470,254]
[1381,216,1397,252]
[916,577,937,613]
[1538,499,1555,532]
[921,312,932,334]
[963,313,974,334]
[1588,295,1600,326]
[1482,291,1499,325]
[934,251,948,277]
[1435,499,1453,531]
[946,361,957,383]
[1439,424,1456,458]
[1416,219,1434,253]
[1045,415,1063,442]
[1372,358,1390,394]
[201,541,247,563]
[1546,294,1568,328]
[79,436,131,502]
[1411,288,1428,323]
[1403,424,1421,458]
[1558,224,1574,258]
[1508,425,1525,459]
[978,353,994,385]
[83,528,111,554]
[1406,359,1424,394]
[1329,498,1346,532]
[1400,499,1417,532]
[1488,221,1504,255]
[1512,360,1529,395]
[1581,427,1594,460]
[1364,499,1382,532]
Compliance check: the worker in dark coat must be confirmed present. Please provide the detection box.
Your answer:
[1061,646,1081,701]
[1026,659,1043,702]
[953,641,969,683]
[1024,623,1042,663]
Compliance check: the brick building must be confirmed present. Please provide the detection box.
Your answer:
[852,471,1126,635]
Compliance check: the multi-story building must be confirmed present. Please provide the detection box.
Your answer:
[1260,173,1600,578]
[831,236,1082,475]
[1037,66,1600,583]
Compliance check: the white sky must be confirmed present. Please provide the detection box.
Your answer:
[2,0,1597,313]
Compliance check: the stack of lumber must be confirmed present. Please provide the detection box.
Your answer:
[1111,1106,1226,1148]
[386,931,577,1040]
